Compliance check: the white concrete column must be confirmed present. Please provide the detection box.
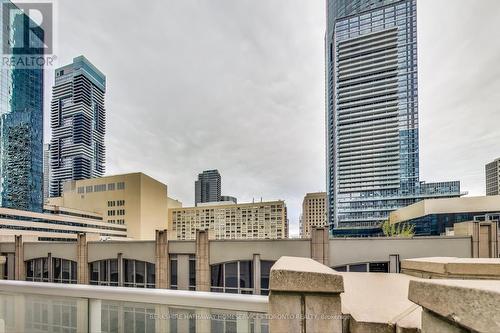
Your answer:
[76,298,88,333]
[117,253,123,287]
[89,299,102,333]
[154,304,169,333]
[252,254,261,295]
[177,254,190,290]
[117,304,125,333]
[6,254,15,280]
[236,311,250,333]
[47,253,53,282]
[14,295,25,333]
[175,309,191,332]
[195,308,211,333]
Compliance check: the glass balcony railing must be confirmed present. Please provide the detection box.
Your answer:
[0,280,269,333]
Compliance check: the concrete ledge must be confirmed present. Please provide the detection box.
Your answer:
[402,257,500,280]
[270,256,344,293]
[340,272,421,333]
[408,279,500,332]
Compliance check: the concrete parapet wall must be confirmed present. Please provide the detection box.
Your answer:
[402,257,500,280]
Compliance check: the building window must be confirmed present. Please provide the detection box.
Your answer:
[26,258,49,282]
[349,263,368,272]
[210,261,253,294]
[53,258,77,283]
[94,184,106,192]
[170,255,178,289]
[117,200,125,206]
[189,255,196,291]
[333,265,347,272]
[368,262,389,273]
[89,259,119,286]
[107,183,116,191]
[107,201,115,207]
[77,187,84,194]
[25,258,77,284]
[260,260,274,295]
[123,259,155,288]
[86,186,93,193]
[117,182,125,190]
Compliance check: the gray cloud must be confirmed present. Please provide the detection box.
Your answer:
[45,0,500,236]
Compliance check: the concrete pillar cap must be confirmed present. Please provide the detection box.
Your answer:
[409,279,500,332]
[270,256,344,293]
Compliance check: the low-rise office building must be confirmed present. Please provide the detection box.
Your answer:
[169,200,288,240]
[0,205,127,242]
[389,195,500,236]
[48,173,181,240]
[300,192,327,238]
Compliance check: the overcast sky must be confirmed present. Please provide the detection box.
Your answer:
[44,0,500,236]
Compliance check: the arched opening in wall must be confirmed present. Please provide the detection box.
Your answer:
[53,258,77,283]
[89,259,118,286]
[210,260,253,294]
[25,257,77,283]
[123,259,155,288]
[26,258,49,282]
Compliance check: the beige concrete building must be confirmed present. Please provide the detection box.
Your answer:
[48,173,181,240]
[169,200,288,240]
[0,205,126,242]
[300,192,327,238]
[486,158,500,195]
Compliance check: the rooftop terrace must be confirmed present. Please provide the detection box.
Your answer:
[0,256,498,332]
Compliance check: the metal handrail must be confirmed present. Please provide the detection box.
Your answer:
[0,280,268,313]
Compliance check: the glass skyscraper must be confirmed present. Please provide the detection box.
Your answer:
[0,0,44,212]
[50,56,106,197]
[326,0,461,234]
[195,170,222,206]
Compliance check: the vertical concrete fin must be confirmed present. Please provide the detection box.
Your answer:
[155,229,169,289]
[196,230,210,292]
[77,233,89,284]
[14,235,24,281]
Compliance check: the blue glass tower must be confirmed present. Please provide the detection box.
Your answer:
[0,0,44,212]
[326,0,461,234]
